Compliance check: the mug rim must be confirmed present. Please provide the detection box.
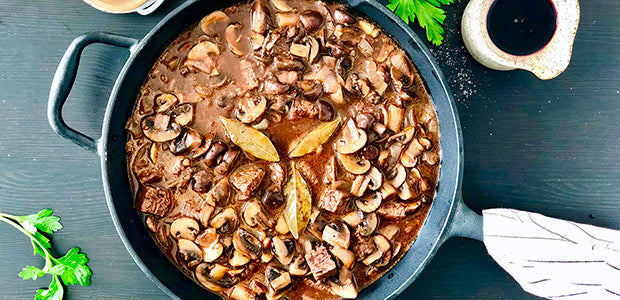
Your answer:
[82,0,154,13]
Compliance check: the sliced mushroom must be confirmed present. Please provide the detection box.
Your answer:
[199,205,214,228]
[202,240,224,263]
[356,192,382,213]
[243,200,270,229]
[290,43,310,60]
[170,128,202,155]
[307,36,320,64]
[233,228,262,259]
[423,151,439,166]
[225,23,245,56]
[275,215,290,234]
[343,210,364,228]
[202,142,226,167]
[401,138,425,168]
[406,200,422,213]
[276,12,298,28]
[330,245,356,269]
[358,19,380,37]
[214,148,241,175]
[328,266,358,299]
[205,178,230,206]
[170,217,200,240]
[387,104,404,132]
[261,251,273,263]
[236,96,267,123]
[149,143,159,164]
[337,153,370,175]
[322,221,350,249]
[200,11,231,35]
[178,239,203,267]
[154,93,178,113]
[192,169,213,193]
[398,180,418,200]
[251,0,271,34]
[265,265,292,294]
[272,236,295,265]
[358,212,379,236]
[225,267,243,278]
[379,181,398,201]
[170,103,194,126]
[286,255,308,276]
[141,114,182,142]
[333,9,355,25]
[189,134,212,160]
[300,10,324,33]
[230,250,252,267]
[390,52,414,89]
[388,126,416,144]
[365,60,388,95]
[210,263,230,282]
[210,208,238,234]
[195,227,219,248]
[376,224,400,241]
[229,284,255,300]
[376,40,395,63]
[196,263,228,292]
[350,175,370,197]
[387,163,407,188]
[336,119,367,154]
[366,167,383,191]
[271,0,292,11]
[362,235,391,267]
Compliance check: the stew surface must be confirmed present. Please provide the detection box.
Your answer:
[125,0,440,299]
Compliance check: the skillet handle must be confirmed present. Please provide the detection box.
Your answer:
[440,193,484,243]
[47,32,138,153]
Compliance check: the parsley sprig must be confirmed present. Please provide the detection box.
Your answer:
[387,0,456,46]
[0,209,92,300]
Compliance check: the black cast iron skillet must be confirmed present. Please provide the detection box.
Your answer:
[48,0,483,298]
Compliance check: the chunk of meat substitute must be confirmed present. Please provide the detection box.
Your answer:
[318,189,349,213]
[231,165,265,197]
[351,233,376,261]
[377,201,407,219]
[305,245,337,280]
[290,99,319,120]
[136,186,172,217]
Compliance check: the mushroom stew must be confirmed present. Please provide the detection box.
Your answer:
[124,0,440,299]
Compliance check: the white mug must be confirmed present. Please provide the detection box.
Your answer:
[461,0,580,80]
[82,0,165,15]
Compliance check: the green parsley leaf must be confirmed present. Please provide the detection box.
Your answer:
[19,266,45,281]
[33,210,63,234]
[386,0,456,46]
[56,247,92,287]
[0,209,91,299]
[35,276,64,300]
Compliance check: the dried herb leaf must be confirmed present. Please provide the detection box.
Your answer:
[289,118,341,158]
[219,117,280,162]
[283,163,312,239]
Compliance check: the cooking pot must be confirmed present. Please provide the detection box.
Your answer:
[47,0,481,298]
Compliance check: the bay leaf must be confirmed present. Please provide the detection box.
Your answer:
[219,117,280,162]
[283,162,312,239]
[288,117,341,158]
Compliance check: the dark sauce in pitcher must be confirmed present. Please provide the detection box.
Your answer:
[487,0,557,55]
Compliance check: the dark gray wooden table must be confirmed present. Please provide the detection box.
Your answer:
[0,0,618,299]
